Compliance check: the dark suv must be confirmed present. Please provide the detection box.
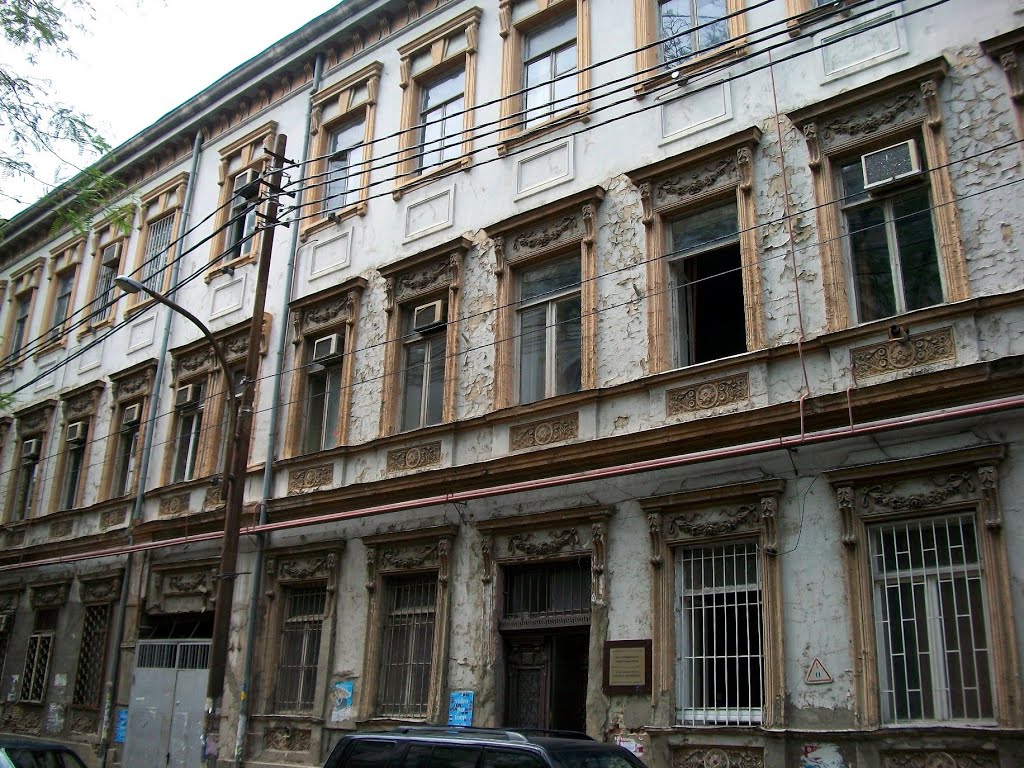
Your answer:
[324,727,646,768]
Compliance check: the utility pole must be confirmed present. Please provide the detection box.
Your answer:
[203,133,288,767]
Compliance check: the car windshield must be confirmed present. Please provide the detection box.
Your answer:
[549,747,646,768]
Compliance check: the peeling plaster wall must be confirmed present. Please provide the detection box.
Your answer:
[455,235,498,422]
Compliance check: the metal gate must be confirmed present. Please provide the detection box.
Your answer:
[124,640,210,768]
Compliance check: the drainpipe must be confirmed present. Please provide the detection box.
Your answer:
[232,52,324,768]
[98,130,204,768]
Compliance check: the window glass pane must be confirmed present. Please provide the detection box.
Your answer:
[483,750,548,768]
[660,0,693,63]
[422,69,464,111]
[520,259,581,302]
[519,304,547,405]
[401,341,427,432]
[846,203,896,322]
[428,747,481,768]
[426,335,446,426]
[142,214,175,290]
[554,295,581,396]
[378,575,437,718]
[344,742,401,768]
[669,200,738,254]
[325,119,365,211]
[696,0,729,50]
[525,14,576,59]
[892,189,942,311]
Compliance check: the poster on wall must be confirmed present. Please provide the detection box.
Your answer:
[331,680,355,723]
[114,708,128,744]
[448,691,474,726]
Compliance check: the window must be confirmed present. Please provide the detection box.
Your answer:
[172,381,205,483]
[11,446,40,522]
[658,0,729,65]
[488,190,602,410]
[869,514,993,722]
[523,15,577,128]
[130,173,187,301]
[286,280,365,458]
[275,585,326,713]
[7,406,52,523]
[22,608,57,703]
[395,10,480,193]
[209,123,274,276]
[102,363,155,501]
[85,220,129,329]
[58,420,88,511]
[48,271,75,343]
[400,305,447,431]
[790,63,967,331]
[667,200,747,366]
[838,150,943,323]
[323,118,365,213]
[628,129,765,374]
[517,257,582,404]
[676,541,763,724]
[378,574,438,718]
[2,260,43,366]
[41,239,84,348]
[111,403,142,498]
[499,0,590,149]
[9,295,32,358]
[72,603,111,708]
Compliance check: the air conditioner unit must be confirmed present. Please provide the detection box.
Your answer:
[233,169,262,201]
[121,403,142,426]
[174,384,200,408]
[862,139,921,191]
[100,242,121,268]
[65,421,88,444]
[412,299,447,332]
[311,333,342,362]
[21,439,41,460]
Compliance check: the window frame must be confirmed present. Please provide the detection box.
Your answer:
[828,446,1022,729]
[21,608,57,703]
[50,382,104,514]
[487,187,603,410]
[302,64,382,236]
[39,238,84,352]
[360,526,456,723]
[378,237,468,437]
[82,217,132,334]
[72,598,113,710]
[100,361,157,501]
[4,402,55,524]
[395,9,480,196]
[498,0,591,152]
[1,259,44,369]
[285,280,366,458]
[640,480,785,729]
[789,59,967,332]
[275,583,329,714]
[628,128,765,375]
[632,0,747,95]
[19,582,68,706]
[127,173,189,310]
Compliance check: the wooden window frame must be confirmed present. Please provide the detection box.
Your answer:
[486,187,603,410]
[127,172,189,312]
[20,581,69,705]
[1,259,44,369]
[4,401,55,524]
[627,127,765,375]
[208,122,277,279]
[285,279,366,458]
[38,238,85,353]
[302,65,382,238]
[81,217,132,335]
[394,8,481,198]
[378,237,469,436]
[49,381,104,514]
[640,479,786,729]
[359,525,456,723]
[100,361,157,501]
[826,445,1022,729]
[633,0,748,96]
[497,0,591,153]
[789,58,968,333]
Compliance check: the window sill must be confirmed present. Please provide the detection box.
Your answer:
[788,0,858,37]
[125,296,156,318]
[299,201,367,241]
[497,105,589,156]
[77,317,115,339]
[635,42,747,97]
[33,339,67,359]
[392,157,471,201]
[206,252,256,283]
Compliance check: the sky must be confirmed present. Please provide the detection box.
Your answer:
[1,0,342,220]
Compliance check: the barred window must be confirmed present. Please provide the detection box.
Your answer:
[503,560,590,627]
[276,585,326,713]
[22,608,58,703]
[378,574,438,718]
[676,541,763,725]
[870,514,994,722]
[73,604,111,707]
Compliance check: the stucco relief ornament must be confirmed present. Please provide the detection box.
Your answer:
[381,544,438,570]
[396,259,450,302]
[280,554,334,581]
[648,513,663,566]
[508,528,580,557]
[860,472,974,513]
[513,215,578,253]
[168,572,208,594]
[656,157,735,202]
[822,90,920,143]
[638,182,654,225]
[115,371,149,400]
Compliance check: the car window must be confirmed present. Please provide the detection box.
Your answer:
[550,749,644,768]
[402,744,431,768]
[330,740,403,768]
[482,748,548,768]
[428,745,481,768]
[3,749,69,768]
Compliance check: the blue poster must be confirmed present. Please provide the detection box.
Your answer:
[448,690,474,726]
[114,707,128,744]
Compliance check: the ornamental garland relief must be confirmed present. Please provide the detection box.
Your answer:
[263,727,312,752]
[387,441,442,474]
[507,528,581,557]
[668,504,760,538]
[380,543,439,571]
[114,370,151,401]
[158,493,191,517]
[857,471,977,514]
[288,463,334,495]
[278,553,336,582]
[510,214,581,257]
[100,507,127,529]
[31,582,69,608]
[510,413,579,451]
[819,89,924,149]
[851,327,955,378]
[394,259,453,304]
[667,373,749,416]
[655,156,737,207]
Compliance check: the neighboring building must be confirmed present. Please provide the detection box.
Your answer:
[1,1,1023,767]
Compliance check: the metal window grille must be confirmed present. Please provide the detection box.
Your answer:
[141,214,175,291]
[73,604,111,707]
[378,574,438,718]
[276,585,326,712]
[869,513,994,723]
[676,541,763,725]
[501,560,591,630]
[137,641,210,670]
[92,261,117,323]
[21,609,58,703]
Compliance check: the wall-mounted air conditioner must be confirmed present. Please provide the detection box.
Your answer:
[412,299,447,332]
[174,384,200,408]
[21,439,41,459]
[65,421,87,444]
[121,403,142,426]
[311,333,342,362]
[862,139,921,191]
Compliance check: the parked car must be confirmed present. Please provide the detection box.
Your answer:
[0,738,88,768]
[324,727,647,768]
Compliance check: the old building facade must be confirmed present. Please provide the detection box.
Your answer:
[1,1,1024,767]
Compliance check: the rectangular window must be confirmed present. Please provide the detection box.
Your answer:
[303,340,344,454]
[72,603,111,708]
[417,69,465,172]
[12,448,41,522]
[59,423,88,511]
[22,608,58,703]
[667,200,747,367]
[503,560,591,623]
[676,541,763,725]
[400,309,446,432]
[517,257,582,404]
[840,156,942,323]
[112,408,141,497]
[10,295,31,358]
[870,514,994,723]
[523,14,578,127]
[323,119,365,214]
[172,382,205,482]
[659,0,730,66]
[48,271,75,343]
[226,171,260,262]
[276,585,326,713]
[91,242,121,324]
[141,213,175,293]
[378,574,438,718]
